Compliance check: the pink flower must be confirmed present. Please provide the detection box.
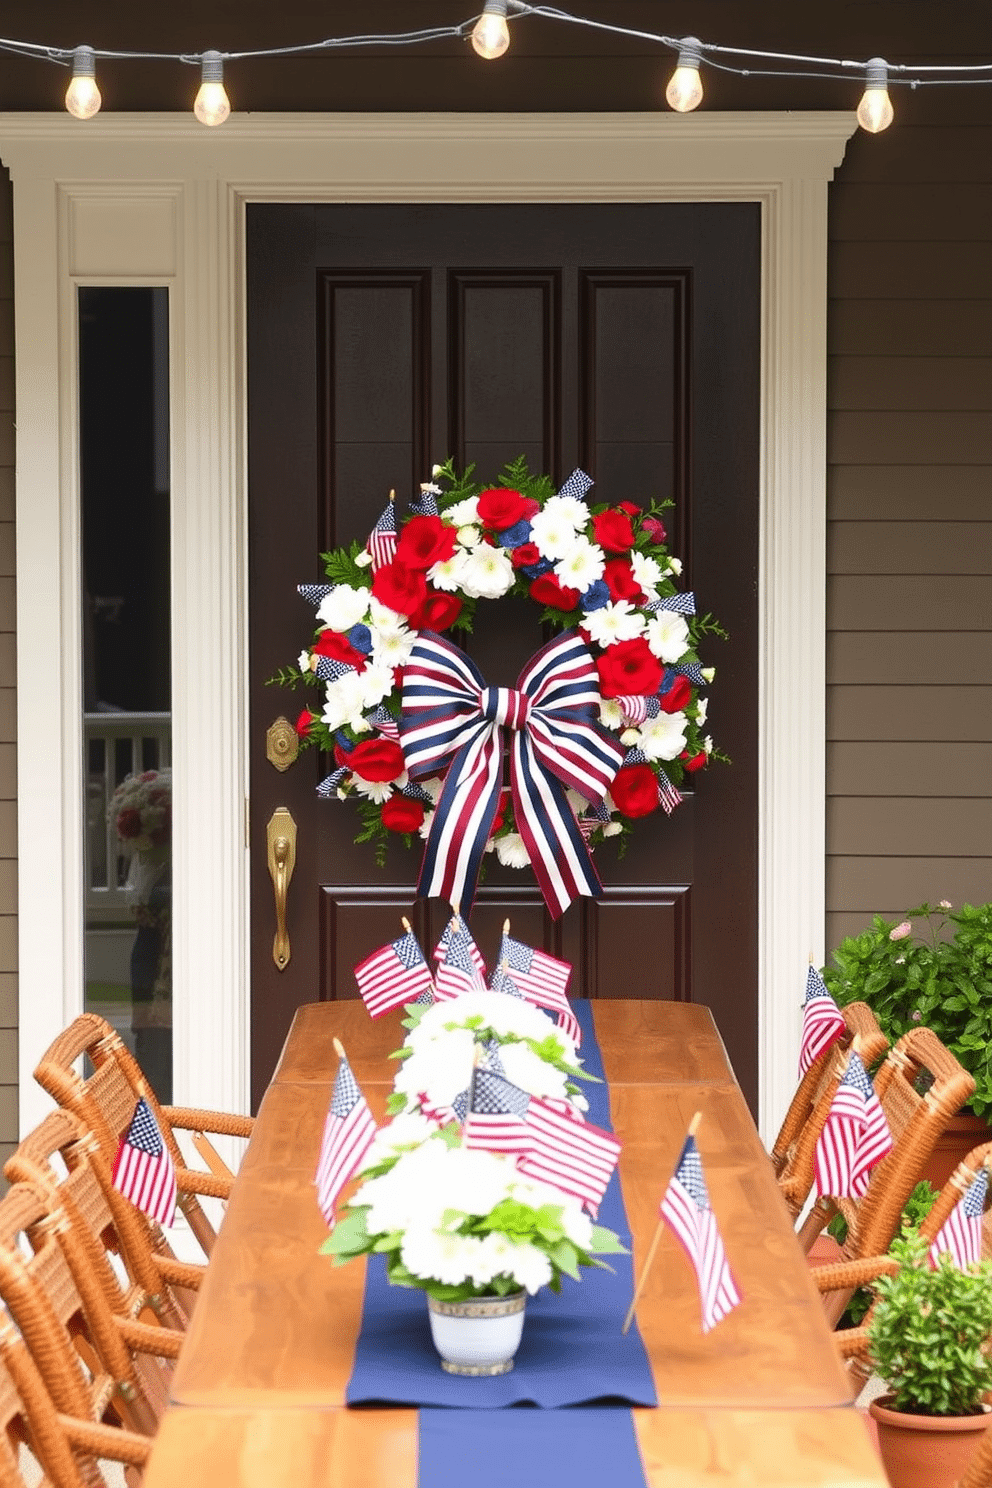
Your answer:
[889,921,912,941]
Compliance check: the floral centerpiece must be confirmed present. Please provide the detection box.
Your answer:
[109,768,171,904]
[277,457,724,882]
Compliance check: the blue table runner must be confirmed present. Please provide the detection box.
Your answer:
[418,1408,648,1488]
[346,1000,657,1410]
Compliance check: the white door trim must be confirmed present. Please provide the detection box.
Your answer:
[0,110,855,1139]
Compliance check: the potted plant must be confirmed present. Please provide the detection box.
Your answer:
[824,901,992,1183]
[322,1114,626,1374]
[866,1228,992,1488]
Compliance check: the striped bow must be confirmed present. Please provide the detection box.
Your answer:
[400,631,625,919]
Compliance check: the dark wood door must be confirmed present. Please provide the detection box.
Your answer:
[247,203,759,1110]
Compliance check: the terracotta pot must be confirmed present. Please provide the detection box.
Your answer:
[869,1396,990,1488]
[921,1113,992,1191]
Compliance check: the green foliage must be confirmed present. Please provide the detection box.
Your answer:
[868,1227,992,1416]
[320,539,373,588]
[824,903,992,1116]
[831,1181,939,1325]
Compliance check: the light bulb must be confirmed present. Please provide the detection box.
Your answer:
[665,37,704,113]
[856,58,894,133]
[471,0,510,61]
[194,51,231,127]
[65,46,101,120]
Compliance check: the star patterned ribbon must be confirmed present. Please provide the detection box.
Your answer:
[400,630,625,919]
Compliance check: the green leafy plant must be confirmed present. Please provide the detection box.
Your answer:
[823,902,992,1117]
[830,1180,939,1326]
[867,1227,992,1416]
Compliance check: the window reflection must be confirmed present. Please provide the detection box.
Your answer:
[79,287,172,1101]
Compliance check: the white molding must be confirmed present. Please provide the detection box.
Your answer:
[0,111,855,1140]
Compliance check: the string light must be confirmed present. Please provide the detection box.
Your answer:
[0,6,986,134]
[856,57,895,133]
[472,0,511,60]
[64,46,101,120]
[665,37,704,113]
[193,51,230,127]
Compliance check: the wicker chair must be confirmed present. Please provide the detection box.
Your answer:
[801,1026,975,1327]
[4,1110,198,1333]
[34,1012,253,1258]
[772,1001,889,1219]
[0,1183,182,1439]
[0,1311,150,1488]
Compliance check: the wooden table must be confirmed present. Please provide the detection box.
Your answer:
[146,1001,887,1487]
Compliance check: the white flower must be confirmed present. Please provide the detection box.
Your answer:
[543,494,589,530]
[360,663,398,711]
[321,671,368,731]
[401,1226,489,1288]
[368,597,405,633]
[702,666,716,683]
[498,1042,570,1101]
[459,546,515,600]
[703,735,714,755]
[582,602,646,648]
[316,584,370,633]
[456,525,481,548]
[645,612,690,663]
[554,537,605,590]
[408,991,571,1060]
[598,698,625,729]
[496,833,530,868]
[620,728,641,747]
[445,496,480,526]
[358,1112,438,1174]
[428,550,470,592]
[418,809,435,840]
[695,697,708,726]
[637,711,688,762]
[602,821,622,837]
[505,1242,553,1295]
[421,777,444,804]
[530,504,586,561]
[631,552,663,596]
[355,550,374,568]
[666,557,683,576]
[298,650,312,673]
[394,1030,476,1106]
[352,777,398,804]
[369,625,415,669]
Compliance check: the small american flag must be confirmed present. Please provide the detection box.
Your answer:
[489,962,525,999]
[463,1067,535,1156]
[112,1098,177,1227]
[660,1134,741,1333]
[496,932,580,1045]
[798,965,847,1076]
[366,495,398,571]
[813,1050,894,1201]
[354,930,435,1018]
[657,770,682,816]
[434,920,487,1001]
[315,1055,377,1228]
[432,915,486,971]
[928,1166,988,1270]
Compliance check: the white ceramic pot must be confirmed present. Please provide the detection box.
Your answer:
[426,1291,526,1376]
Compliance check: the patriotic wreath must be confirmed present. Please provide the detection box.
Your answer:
[279,457,724,918]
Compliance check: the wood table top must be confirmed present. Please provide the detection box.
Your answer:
[155,999,886,1487]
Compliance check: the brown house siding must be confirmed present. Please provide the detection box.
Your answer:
[825,126,992,952]
[0,165,14,1164]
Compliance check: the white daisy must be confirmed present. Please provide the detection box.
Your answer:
[529,506,585,562]
[582,601,646,648]
[631,551,663,597]
[316,583,370,633]
[321,671,368,731]
[368,596,408,634]
[637,711,688,762]
[369,625,416,669]
[459,545,515,599]
[598,698,625,730]
[352,774,404,804]
[360,663,398,711]
[496,833,530,868]
[427,549,470,592]
[543,493,589,529]
[554,536,605,590]
[456,525,481,548]
[645,612,690,663]
[445,496,480,526]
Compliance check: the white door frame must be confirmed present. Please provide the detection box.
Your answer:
[0,111,854,1139]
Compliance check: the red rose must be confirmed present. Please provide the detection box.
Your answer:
[510,542,542,570]
[477,489,539,531]
[395,516,458,571]
[603,559,645,605]
[116,808,142,839]
[381,796,426,833]
[408,589,463,633]
[347,738,406,783]
[529,573,581,611]
[659,675,692,714]
[610,765,660,819]
[592,509,636,554]
[295,709,316,737]
[617,502,641,518]
[683,750,708,773]
[596,638,664,699]
[313,628,367,672]
[372,561,428,618]
[641,516,667,544]
[491,787,512,835]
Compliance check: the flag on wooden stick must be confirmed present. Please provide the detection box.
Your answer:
[813,1049,893,1201]
[434,917,487,1001]
[660,1131,741,1333]
[112,1098,177,1227]
[354,924,434,1018]
[365,491,398,571]
[798,965,847,1076]
[315,1046,377,1228]
[928,1165,988,1271]
[495,927,581,1045]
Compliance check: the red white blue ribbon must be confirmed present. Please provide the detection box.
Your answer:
[400,631,625,919]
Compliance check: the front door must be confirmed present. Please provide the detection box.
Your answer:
[247,203,759,1109]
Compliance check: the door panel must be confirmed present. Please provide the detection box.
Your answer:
[248,202,759,1110]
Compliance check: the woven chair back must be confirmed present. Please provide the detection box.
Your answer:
[0,1315,87,1488]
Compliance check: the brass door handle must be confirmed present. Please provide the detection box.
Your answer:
[266,808,297,971]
